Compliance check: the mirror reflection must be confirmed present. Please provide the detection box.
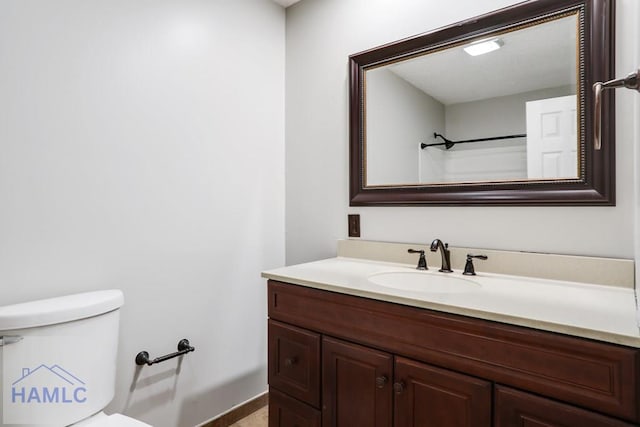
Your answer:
[365,13,579,187]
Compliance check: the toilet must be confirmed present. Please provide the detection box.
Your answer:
[0,290,151,426]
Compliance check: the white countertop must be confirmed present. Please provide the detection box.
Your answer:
[262,257,640,348]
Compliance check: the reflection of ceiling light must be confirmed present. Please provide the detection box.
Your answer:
[463,38,504,56]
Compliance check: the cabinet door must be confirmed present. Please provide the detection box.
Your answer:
[495,386,635,427]
[269,320,321,407]
[394,357,492,427]
[269,388,321,427]
[322,336,392,427]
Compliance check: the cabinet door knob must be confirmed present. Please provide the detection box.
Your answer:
[284,356,298,367]
[393,381,405,394]
[375,375,388,388]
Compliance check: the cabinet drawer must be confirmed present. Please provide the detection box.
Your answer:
[495,386,635,426]
[268,280,640,423]
[269,388,321,427]
[269,320,321,407]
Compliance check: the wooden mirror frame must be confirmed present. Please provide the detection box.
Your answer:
[349,0,615,206]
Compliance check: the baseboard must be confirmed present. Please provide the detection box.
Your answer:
[200,391,268,427]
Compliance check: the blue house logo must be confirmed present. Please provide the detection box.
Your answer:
[11,365,87,404]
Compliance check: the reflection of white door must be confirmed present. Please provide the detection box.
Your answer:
[525,95,577,179]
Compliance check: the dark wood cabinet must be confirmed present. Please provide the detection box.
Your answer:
[322,336,392,427]
[268,320,321,407]
[394,356,492,427]
[494,386,636,427]
[269,389,321,427]
[320,339,493,427]
[267,280,640,427]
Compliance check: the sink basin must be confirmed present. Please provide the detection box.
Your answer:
[368,271,480,293]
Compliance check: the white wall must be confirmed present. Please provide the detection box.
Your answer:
[285,0,639,264]
[366,68,444,185]
[632,1,640,324]
[0,1,285,426]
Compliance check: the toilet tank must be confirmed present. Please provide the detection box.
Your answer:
[0,290,124,426]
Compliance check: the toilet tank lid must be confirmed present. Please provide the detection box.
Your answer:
[0,290,124,330]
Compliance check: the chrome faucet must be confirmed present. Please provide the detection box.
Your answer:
[430,239,453,272]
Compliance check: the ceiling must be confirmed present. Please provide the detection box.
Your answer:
[272,0,302,7]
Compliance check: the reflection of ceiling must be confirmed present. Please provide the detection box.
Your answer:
[385,15,577,105]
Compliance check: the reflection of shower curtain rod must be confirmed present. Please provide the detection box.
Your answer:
[421,132,526,150]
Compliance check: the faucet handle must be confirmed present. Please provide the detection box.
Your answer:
[463,254,488,276]
[408,249,428,270]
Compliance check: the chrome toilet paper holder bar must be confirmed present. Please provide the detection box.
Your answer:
[135,338,195,366]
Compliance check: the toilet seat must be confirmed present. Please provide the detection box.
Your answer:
[73,412,152,426]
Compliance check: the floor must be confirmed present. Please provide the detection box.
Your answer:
[229,406,268,427]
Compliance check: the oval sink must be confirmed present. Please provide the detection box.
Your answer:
[368,271,480,293]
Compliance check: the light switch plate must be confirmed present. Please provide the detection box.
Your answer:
[348,214,360,238]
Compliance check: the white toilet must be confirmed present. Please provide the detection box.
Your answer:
[0,290,151,426]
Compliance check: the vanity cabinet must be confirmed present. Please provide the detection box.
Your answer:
[268,321,321,408]
[267,280,640,427]
[494,386,635,427]
[394,356,491,427]
[269,389,321,427]
[322,336,392,426]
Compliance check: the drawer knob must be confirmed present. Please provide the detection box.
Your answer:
[375,375,388,388]
[393,381,405,394]
[284,356,298,367]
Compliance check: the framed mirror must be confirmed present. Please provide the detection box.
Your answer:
[349,0,615,206]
